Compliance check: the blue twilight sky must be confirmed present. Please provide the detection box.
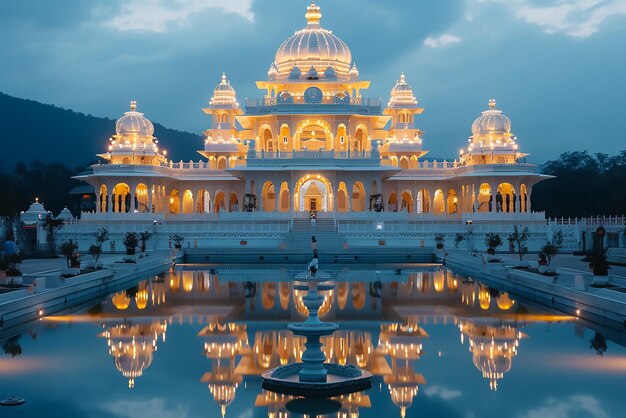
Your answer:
[1,0,625,162]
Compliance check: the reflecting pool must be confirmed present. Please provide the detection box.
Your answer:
[1,265,625,417]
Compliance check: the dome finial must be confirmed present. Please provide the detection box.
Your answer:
[130,100,137,111]
[221,73,228,84]
[489,98,496,109]
[306,1,322,24]
[400,72,406,83]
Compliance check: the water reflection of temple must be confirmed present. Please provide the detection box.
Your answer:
[97,267,538,413]
[99,320,167,388]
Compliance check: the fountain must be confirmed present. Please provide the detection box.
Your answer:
[261,270,372,397]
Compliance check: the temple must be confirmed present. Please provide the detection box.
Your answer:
[63,1,552,251]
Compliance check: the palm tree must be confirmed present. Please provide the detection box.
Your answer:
[40,214,64,256]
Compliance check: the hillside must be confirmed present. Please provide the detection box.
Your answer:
[0,92,202,168]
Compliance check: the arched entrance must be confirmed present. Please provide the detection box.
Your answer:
[294,176,333,212]
[354,125,367,152]
[262,182,276,212]
[497,183,515,213]
[388,192,398,212]
[352,182,365,212]
[478,183,491,213]
[401,191,414,212]
[279,182,290,212]
[433,189,444,215]
[295,120,332,151]
[112,183,130,213]
[447,189,458,214]
[337,182,348,212]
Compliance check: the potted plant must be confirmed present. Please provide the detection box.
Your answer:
[434,233,445,250]
[484,233,503,255]
[139,231,153,253]
[123,232,139,256]
[60,240,80,268]
[454,232,465,249]
[172,233,185,250]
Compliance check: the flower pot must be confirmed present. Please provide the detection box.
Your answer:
[436,244,444,250]
[175,244,182,250]
[487,249,495,255]
[126,248,136,256]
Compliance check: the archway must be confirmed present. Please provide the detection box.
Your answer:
[447,189,458,214]
[337,182,348,212]
[352,182,365,212]
[229,192,239,212]
[295,120,332,151]
[169,189,180,214]
[214,191,226,214]
[113,183,130,213]
[217,157,227,170]
[478,183,492,213]
[197,189,210,213]
[433,189,444,215]
[417,189,430,214]
[401,190,414,213]
[279,182,290,212]
[262,182,276,212]
[182,190,194,214]
[99,184,108,213]
[400,156,409,170]
[520,184,528,213]
[294,175,333,212]
[497,183,515,213]
[261,127,274,152]
[208,156,216,170]
[336,124,348,150]
[410,155,418,169]
[135,184,149,213]
[354,125,367,152]
[388,192,398,212]
[279,124,291,151]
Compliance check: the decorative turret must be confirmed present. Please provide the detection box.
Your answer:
[382,73,427,167]
[460,99,527,165]
[99,101,167,166]
[210,73,239,108]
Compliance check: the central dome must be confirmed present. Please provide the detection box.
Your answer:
[273,1,352,78]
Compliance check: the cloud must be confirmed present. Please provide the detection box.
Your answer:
[101,398,189,418]
[424,33,462,47]
[423,385,462,400]
[519,395,610,418]
[105,0,254,32]
[474,0,626,37]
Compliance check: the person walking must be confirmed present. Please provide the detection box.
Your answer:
[308,253,319,277]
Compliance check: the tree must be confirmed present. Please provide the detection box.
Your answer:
[509,225,529,261]
[2,335,22,358]
[541,231,563,267]
[589,332,607,356]
[454,233,465,249]
[90,227,109,263]
[588,249,609,276]
[60,239,79,268]
[40,214,64,256]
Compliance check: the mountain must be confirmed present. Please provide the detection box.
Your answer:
[0,92,202,168]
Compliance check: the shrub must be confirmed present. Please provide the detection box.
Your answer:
[434,233,445,249]
[454,233,465,248]
[60,240,80,268]
[541,231,563,267]
[588,249,609,276]
[139,231,153,252]
[485,233,503,251]
[171,233,185,248]
[509,225,529,261]
[123,232,139,255]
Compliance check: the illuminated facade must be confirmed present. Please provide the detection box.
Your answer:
[73,1,548,234]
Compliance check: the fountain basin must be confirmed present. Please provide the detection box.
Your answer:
[262,363,373,398]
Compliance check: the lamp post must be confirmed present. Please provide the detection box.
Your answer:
[466,219,474,252]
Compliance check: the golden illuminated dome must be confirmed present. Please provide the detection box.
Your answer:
[115,101,155,137]
[210,73,239,108]
[388,73,418,107]
[471,99,512,137]
[273,1,352,79]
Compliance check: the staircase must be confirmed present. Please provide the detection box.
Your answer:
[291,218,335,232]
[281,230,346,254]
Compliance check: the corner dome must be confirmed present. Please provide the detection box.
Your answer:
[210,73,239,108]
[388,73,418,107]
[471,99,511,136]
[115,101,155,137]
[273,1,352,79]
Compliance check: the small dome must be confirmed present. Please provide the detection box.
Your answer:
[274,2,352,78]
[210,73,239,107]
[471,99,512,136]
[115,101,155,137]
[388,73,418,107]
[348,63,359,79]
[267,63,278,80]
[56,207,74,221]
[20,199,49,225]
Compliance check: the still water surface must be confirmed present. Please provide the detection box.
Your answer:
[1,265,625,417]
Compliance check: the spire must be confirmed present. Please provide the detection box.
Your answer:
[221,72,228,85]
[221,404,226,418]
[305,1,322,24]
[489,98,496,109]
[400,72,406,84]
[130,100,137,111]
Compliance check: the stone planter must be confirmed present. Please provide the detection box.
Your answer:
[7,276,23,286]
[591,275,610,286]
[62,268,81,276]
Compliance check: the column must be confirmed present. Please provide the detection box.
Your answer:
[490,183,497,213]
[148,184,154,213]
[130,183,137,213]
[527,188,532,213]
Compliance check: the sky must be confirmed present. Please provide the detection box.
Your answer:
[1,0,625,163]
